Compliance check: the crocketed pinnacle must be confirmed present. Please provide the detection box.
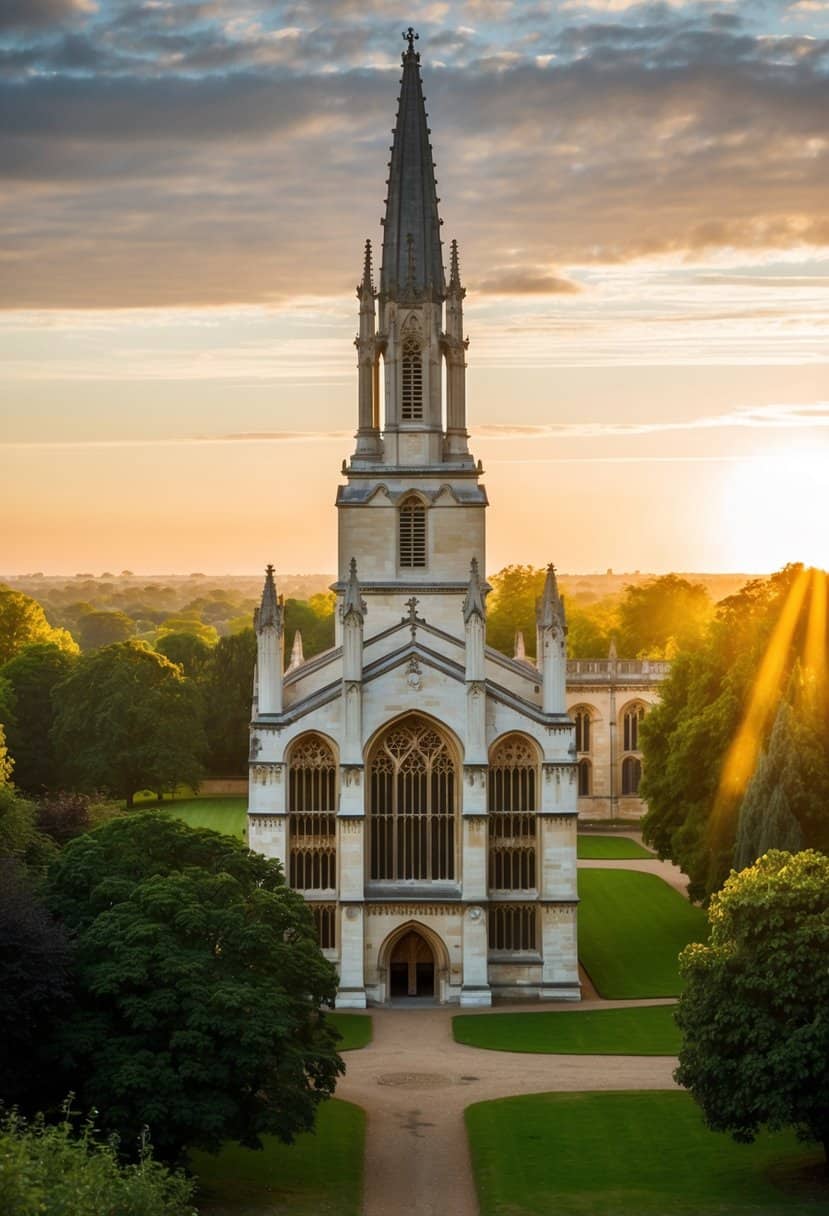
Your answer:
[448,239,462,292]
[380,31,445,302]
[342,556,366,623]
[537,563,566,630]
[463,557,486,623]
[257,564,282,631]
[360,239,375,296]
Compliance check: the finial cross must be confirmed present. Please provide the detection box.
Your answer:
[403,26,419,53]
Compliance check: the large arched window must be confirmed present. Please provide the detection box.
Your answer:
[288,734,337,891]
[622,704,646,752]
[573,708,592,754]
[488,735,539,892]
[401,322,423,420]
[369,716,455,881]
[621,755,642,796]
[399,496,427,569]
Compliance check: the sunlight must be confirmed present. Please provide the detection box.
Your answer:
[723,443,829,571]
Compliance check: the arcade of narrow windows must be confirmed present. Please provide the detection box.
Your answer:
[488,734,539,951]
[621,703,646,795]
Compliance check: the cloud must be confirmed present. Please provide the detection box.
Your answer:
[475,268,582,294]
[0,0,95,32]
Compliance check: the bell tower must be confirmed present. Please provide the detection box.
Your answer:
[336,29,488,638]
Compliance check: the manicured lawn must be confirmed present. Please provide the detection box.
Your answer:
[191,1098,365,1215]
[453,1004,679,1055]
[163,797,248,839]
[328,1012,373,1051]
[578,869,708,998]
[466,1091,825,1216]
[577,834,654,859]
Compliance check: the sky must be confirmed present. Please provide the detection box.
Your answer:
[1,0,828,576]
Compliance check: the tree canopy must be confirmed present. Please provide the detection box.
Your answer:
[676,850,829,1163]
[0,589,78,665]
[45,814,343,1161]
[0,643,78,794]
[617,574,712,658]
[51,641,205,806]
[641,566,828,899]
[77,609,136,651]
[202,629,257,777]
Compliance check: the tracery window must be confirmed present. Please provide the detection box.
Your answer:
[574,709,591,754]
[288,734,337,891]
[311,903,336,950]
[401,323,424,420]
[489,904,537,952]
[488,735,538,892]
[369,716,455,881]
[578,758,591,797]
[621,755,642,796]
[399,496,427,569]
[623,704,645,752]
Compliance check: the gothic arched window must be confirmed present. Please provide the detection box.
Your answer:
[573,708,592,754]
[369,716,456,881]
[288,734,337,891]
[399,496,427,569]
[488,734,539,892]
[401,324,423,420]
[578,758,591,797]
[621,755,642,796]
[623,704,646,752]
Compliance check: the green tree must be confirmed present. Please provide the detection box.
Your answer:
[77,609,136,651]
[156,632,214,679]
[485,565,546,659]
[0,1109,196,1216]
[45,814,342,1162]
[157,612,219,646]
[0,721,13,789]
[0,589,78,665]
[640,566,821,900]
[0,860,70,1110]
[0,644,77,793]
[0,785,57,874]
[51,642,205,807]
[202,629,257,776]
[676,850,829,1164]
[618,574,712,658]
[283,594,336,659]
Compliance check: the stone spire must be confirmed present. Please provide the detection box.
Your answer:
[256,563,282,631]
[536,563,567,715]
[514,630,527,661]
[288,630,304,670]
[537,563,565,631]
[462,557,486,623]
[254,564,284,715]
[380,28,445,302]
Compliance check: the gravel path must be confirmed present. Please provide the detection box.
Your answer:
[338,999,680,1216]
[338,847,691,1216]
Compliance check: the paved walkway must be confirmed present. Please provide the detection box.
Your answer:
[337,843,691,1216]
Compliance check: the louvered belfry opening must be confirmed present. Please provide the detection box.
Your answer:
[399,496,427,568]
[369,716,456,881]
[488,735,539,892]
[401,329,424,420]
[288,734,337,891]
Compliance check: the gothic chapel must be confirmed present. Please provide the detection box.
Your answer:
[248,31,581,1007]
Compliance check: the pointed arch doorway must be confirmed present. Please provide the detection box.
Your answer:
[389,930,435,998]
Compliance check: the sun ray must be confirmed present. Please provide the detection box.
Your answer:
[803,567,827,695]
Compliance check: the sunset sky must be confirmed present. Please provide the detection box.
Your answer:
[1,0,828,576]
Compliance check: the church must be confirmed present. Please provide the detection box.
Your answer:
[247,32,658,1008]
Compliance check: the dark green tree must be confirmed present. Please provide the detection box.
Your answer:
[77,609,136,651]
[676,850,829,1164]
[283,594,336,659]
[45,814,343,1162]
[202,629,256,776]
[0,785,57,874]
[618,574,712,658]
[0,643,77,793]
[0,589,78,665]
[0,859,71,1110]
[51,642,205,807]
[156,631,214,679]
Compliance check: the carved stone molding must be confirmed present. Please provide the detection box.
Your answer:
[542,764,562,786]
[341,765,363,787]
[467,680,486,699]
[464,816,487,830]
[542,903,577,920]
[251,762,284,784]
[248,814,285,832]
[406,655,423,690]
[338,819,363,835]
[344,680,362,696]
[366,903,462,917]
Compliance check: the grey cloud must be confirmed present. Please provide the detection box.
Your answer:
[475,269,582,294]
[0,0,91,32]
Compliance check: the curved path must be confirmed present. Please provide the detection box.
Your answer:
[339,842,691,1216]
[578,856,690,898]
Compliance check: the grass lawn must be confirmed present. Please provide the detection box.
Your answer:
[328,1012,372,1051]
[466,1091,826,1216]
[577,834,654,859]
[162,797,248,839]
[453,1004,679,1055]
[191,1098,365,1216]
[578,869,708,998]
